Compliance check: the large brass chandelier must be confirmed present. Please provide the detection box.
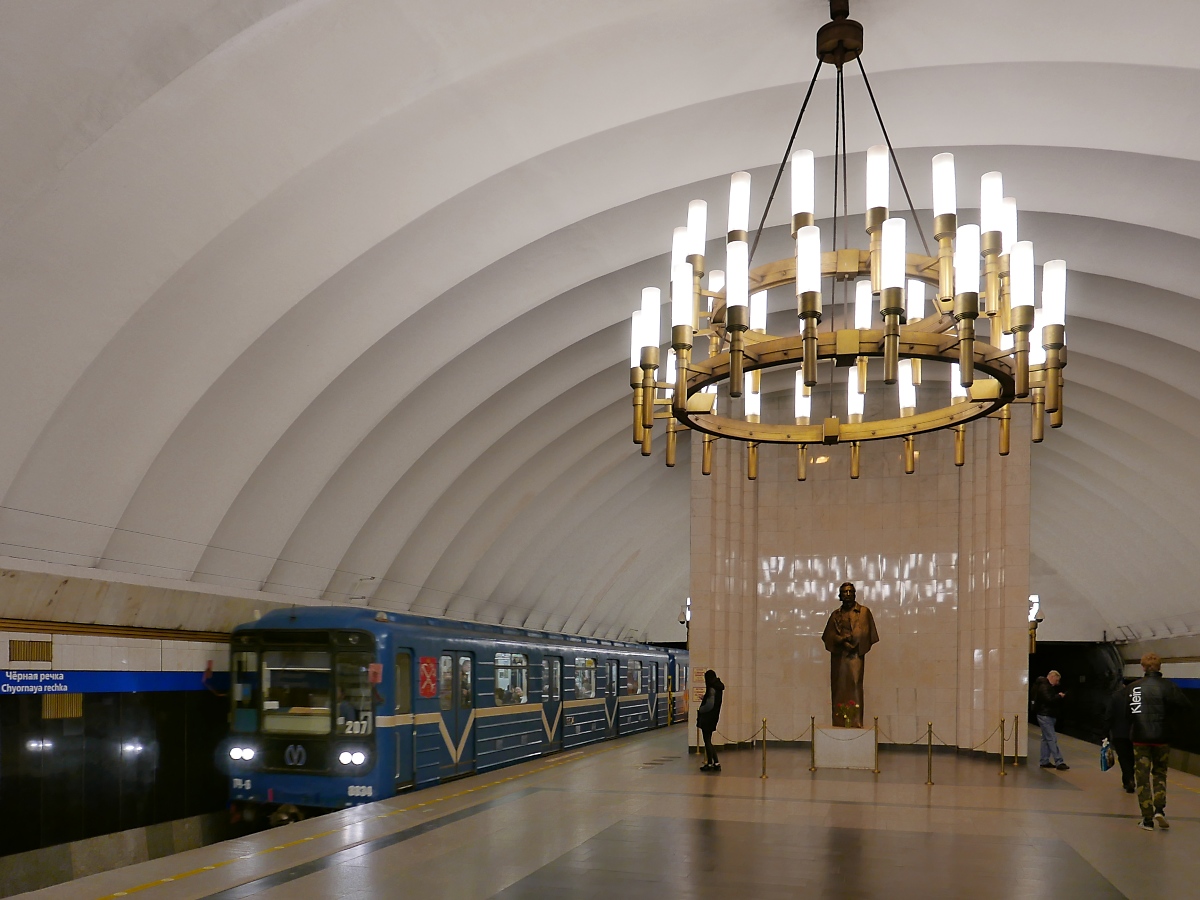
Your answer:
[628,0,1067,481]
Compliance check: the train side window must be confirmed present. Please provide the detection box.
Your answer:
[575,658,596,699]
[494,652,528,705]
[458,655,473,709]
[231,650,259,733]
[606,660,618,696]
[439,655,454,711]
[548,658,561,702]
[395,651,412,715]
[627,660,642,695]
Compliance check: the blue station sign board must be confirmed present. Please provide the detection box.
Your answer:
[0,669,226,695]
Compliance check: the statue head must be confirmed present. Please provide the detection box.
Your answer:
[838,582,856,608]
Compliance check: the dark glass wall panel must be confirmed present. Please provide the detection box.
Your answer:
[0,689,229,858]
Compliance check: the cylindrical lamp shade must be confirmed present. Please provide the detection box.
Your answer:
[671,262,693,327]
[854,280,873,329]
[750,290,767,331]
[630,310,643,366]
[898,359,917,410]
[795,225,822,295]
[847,367,865,417]
[728,172,752,232]
[881,218,906,289]
[671,226,688,268]
[686,200,708,257]
[949,363,968,399]
[866,144,889,210]
[726,241,749,307]
[932,153,956,217]
[1030,311,1048,364]
[744,374,760,417]
[1009,241,1035,309]
[795,371,811,419]
[708,270,725,293]
[979,171,1003,234]
[640,287,661,348]
[906,279,925,321]
[954,225,981,295]
[1001,198,1018,255]
[664,349,677,385]
[791,149,815,215]
[1042,260,1067,326]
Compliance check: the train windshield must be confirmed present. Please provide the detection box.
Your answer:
[335,652,374,735]
[262,649,333,735]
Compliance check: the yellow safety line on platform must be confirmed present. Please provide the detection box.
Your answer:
[96,744,614,899]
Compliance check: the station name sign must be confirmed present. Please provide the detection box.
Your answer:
[0,669,214,695]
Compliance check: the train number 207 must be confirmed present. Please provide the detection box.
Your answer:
[348,785,374,798]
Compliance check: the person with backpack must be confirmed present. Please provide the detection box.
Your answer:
[696,669,724,772]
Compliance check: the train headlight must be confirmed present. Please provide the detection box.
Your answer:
[338,748,368,766]
[229,746,256,761]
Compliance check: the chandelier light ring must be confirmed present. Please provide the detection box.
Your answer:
[675,331,1015,446]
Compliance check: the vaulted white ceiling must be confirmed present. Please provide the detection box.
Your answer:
[0,0,1196,641]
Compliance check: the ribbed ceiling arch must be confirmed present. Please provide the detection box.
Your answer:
[1,0,1198,640]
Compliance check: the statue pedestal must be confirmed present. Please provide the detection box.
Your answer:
[813,726,875,769]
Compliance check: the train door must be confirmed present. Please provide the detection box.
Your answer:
[542,656,563,752]
[394,650,414,789]
[438,651,476,777]
[605,658,619,738]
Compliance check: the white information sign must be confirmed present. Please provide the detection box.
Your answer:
[813,726,876,770]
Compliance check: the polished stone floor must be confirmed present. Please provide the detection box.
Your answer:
[24,729,1200,899]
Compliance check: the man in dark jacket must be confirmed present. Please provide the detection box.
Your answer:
[1033,670,1069,770]
[1129,652,1191,831]
[696,669,724,772]
[1105,679,1135,793]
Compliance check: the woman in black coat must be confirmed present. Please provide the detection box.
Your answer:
[696,669,724,772]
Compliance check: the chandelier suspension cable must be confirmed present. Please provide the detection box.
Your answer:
[855,57,930,257]
[749,59,824,265]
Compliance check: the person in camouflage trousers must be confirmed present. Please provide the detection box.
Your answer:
[1127,652,1191,831]
[1134,746,1168,824]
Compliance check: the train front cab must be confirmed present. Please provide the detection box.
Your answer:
[227,627,397,823]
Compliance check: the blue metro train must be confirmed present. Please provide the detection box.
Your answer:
[224,606,689,823]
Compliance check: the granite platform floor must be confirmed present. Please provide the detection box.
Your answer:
[21,728,1200,900]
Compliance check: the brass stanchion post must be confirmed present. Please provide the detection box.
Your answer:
[1012,714,1020,768]
[761,718,768,780]
[925,722,934,786]
[873,716,880,774]
[999,717,1006,776]
[809,715,817,772]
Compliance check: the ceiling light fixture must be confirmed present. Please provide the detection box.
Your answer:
[629,0,1067,481]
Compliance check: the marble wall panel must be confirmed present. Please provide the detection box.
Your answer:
[690,388,1032,754]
